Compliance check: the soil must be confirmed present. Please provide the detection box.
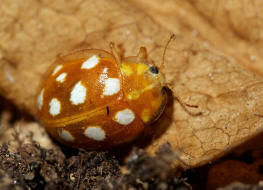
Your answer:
[0,139,190,189]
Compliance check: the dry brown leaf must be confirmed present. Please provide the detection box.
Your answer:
[148,42,263,167]
[129,0,263,75]
[1,0,263,168]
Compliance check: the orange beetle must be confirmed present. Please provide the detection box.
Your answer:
[37,43,167,149]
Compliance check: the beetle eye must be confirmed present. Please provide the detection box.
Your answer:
[149,66,159,74]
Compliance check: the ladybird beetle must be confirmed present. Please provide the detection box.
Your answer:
[37,43,167,149]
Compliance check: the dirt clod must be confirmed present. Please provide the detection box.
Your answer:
[102,144,190,190]
[0,139,191,189]
[0,142,120,189]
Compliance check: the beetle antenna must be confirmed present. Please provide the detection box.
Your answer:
[160,34,175,70]
[110,42,121,66]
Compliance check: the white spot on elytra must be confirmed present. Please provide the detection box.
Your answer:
[103,78,120,96]
[102,67,108,73]
[52,65,63,75]
[114,109,135,125]
[58,129,74,142]
[99,67,108,83]
[84,126,106,141]
[37,89,44,110]
[70,81,86,105]
[49,98,61,116]
[81,55,99,70]
[56,72,67,83]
